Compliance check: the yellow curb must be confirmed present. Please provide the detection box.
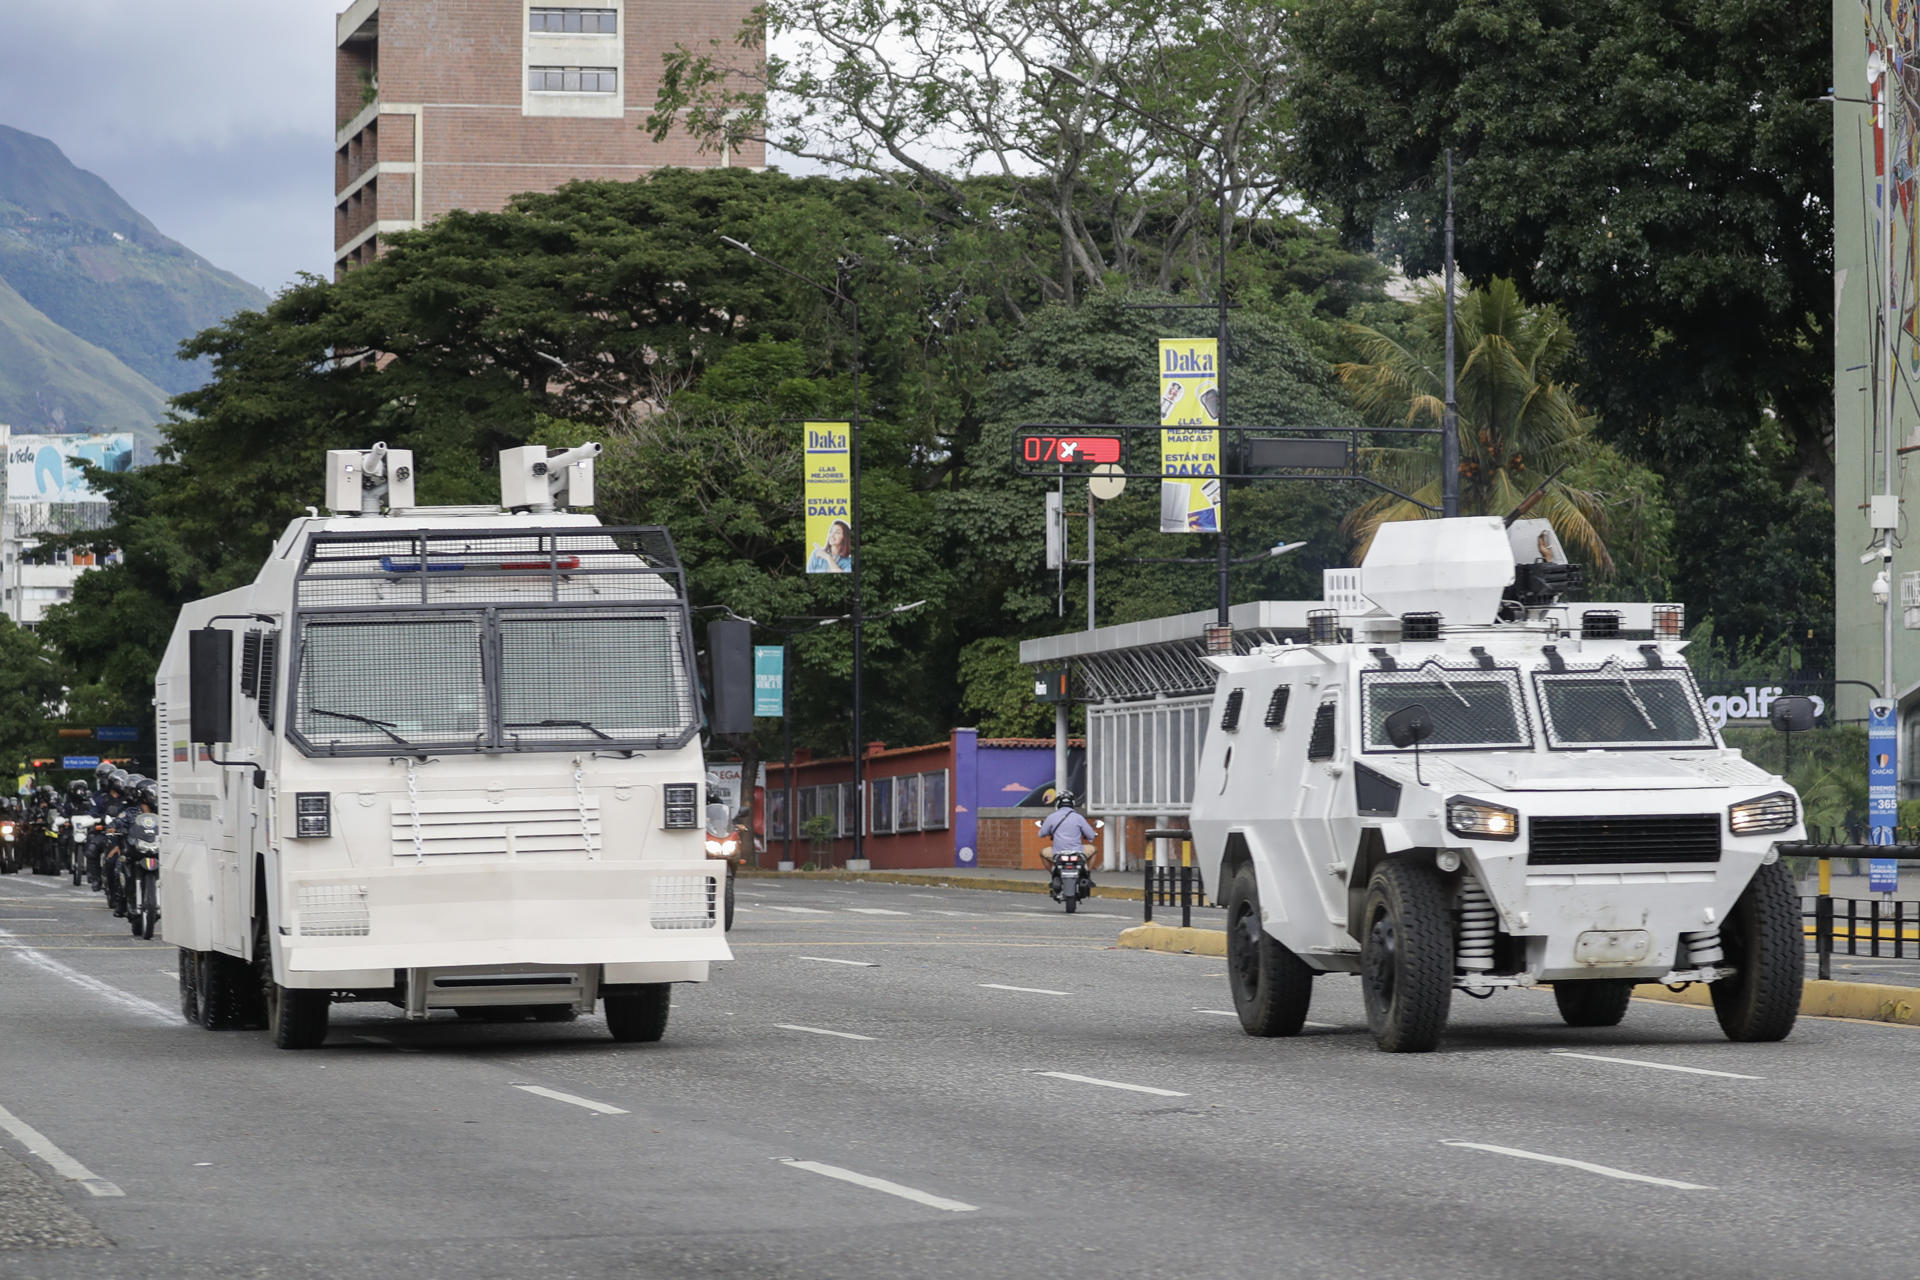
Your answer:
[1116,924,1226,957]
[1116,926,1920,1025]
[738,867,1144,901]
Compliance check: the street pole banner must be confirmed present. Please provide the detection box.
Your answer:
[754,645,784,718]
[803,421,854,574]
[1868,698,1899,891]
[1158,339,1222,533]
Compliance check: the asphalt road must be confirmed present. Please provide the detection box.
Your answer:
[1,870,1916,1280]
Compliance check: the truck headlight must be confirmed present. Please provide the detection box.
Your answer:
[293,792,331,838]
[1728,791,1796,836]
[663,784,699,829]
[1446,796,1520,841]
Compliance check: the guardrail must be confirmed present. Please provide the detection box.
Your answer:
[1140,827,1215,927]
[1779,842,1920,981]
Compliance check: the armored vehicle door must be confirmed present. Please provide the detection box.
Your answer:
[1292,690,1358,929]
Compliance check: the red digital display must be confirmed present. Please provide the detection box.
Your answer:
[1017,435,1123,465]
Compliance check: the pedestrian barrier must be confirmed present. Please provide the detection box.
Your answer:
[1779,838,1920,981]
[1140,828,1213,927]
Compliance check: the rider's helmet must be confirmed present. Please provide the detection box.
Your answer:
[106,770,130,796]
[67,780,90,802]
[35,784,57,804]
[94,760,114,786]
[135,780,158,809]
[1054,790,1077,809]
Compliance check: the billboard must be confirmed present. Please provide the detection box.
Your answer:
[804,422,854,573]
[1158,339,1222,533]
[5,433,134,504]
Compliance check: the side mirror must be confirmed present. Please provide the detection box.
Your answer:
[1385,704,1435,750]
[1770,696,1818,734]
[189,628,234,746]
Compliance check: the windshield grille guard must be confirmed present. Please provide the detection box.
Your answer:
[294,525,684,612]
[1531,662,1715,752]
[1360,659,1535,752]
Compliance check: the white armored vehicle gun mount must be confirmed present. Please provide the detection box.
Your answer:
[1184,516,1810,1051]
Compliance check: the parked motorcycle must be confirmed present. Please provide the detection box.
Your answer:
[126,811,161,939]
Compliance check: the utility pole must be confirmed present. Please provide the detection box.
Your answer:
[1442,150,1460,519]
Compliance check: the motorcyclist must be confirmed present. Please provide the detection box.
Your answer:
[101,770,133,913]
[62,779,93,881]
[31,784,62,875]
[85,764,116,889]
[124,779,162,936]
[1037,790,1099,898]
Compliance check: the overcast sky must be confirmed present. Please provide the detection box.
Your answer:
[0,0,349,294]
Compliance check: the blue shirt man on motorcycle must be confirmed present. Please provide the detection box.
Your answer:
[1038,792,1098,897]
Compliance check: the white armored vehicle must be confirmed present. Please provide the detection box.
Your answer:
[1190,517,1807,1052]
[157,444,741,1048]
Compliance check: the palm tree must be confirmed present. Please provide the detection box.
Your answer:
[1336,277,1612,572]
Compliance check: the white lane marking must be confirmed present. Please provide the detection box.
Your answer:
[775,1158,978,1212]
[800,956,878,967]
[1191,1008,1337,1028]
[510,1084,628,1115]
[1034,1071,1188,1097]
[6,877,61,891]
[0,1103,123,1197]
[846,908,911,916]
[763,905,831,915]
[776,1024,875,1041]
[1440,1141,1713,1190]
[1547,1050,1761,1080]
[924,909,987,917]
[978,983,1070,995]
[0,927,175,1025]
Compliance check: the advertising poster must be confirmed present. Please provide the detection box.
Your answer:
[1158,339,1222,533]
[753,645,784,718]
[803,421,854,574]
[1869,698,1899,890]
[5,433,134,504]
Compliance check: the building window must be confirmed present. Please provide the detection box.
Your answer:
[869,777,894,834]
[527,66,618,93]
[767,789,788,840]
[530,7,617,33]
[895,774,921,833]
[919,770,948,831]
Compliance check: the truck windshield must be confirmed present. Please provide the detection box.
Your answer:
[296,619,485,749]
[499,615,693,747]
[1534,664,1713,749]
[1361,665,1533,751]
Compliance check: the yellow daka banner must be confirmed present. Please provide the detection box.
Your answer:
[1159,338,1221,533]
[803,421,854,574]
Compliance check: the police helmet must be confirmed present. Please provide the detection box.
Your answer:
[94,760,115,784]
[107,770,130,794]
[135,781,158,808]
[67,780,90,801]
[1053,790,1078,809]
[36,784,57,803]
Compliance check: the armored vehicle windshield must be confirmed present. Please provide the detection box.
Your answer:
[1361,662,1532,751]
[1533,662,1713,750]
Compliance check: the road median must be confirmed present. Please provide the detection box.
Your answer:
[740,866,1147,901]
[1116,925,1920,1025]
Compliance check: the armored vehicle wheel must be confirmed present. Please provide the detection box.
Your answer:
[196,951,246,1030]
[256,916,329,1049]
[1223,863,1314,1036]
[1710,858,1801,1043]
[1360,859,1454,1053]
[604,984,670,1043]
[1552,979,1634,1027]
[178,949,200,1025]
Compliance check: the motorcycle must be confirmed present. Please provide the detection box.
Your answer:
[126,812,161,939]
[68,814,96,886]
[1048,848,1093,913]
[31,811,63,876]
[0,816,17,875]
[705,801,740,931]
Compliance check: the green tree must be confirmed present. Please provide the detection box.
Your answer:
[0,617,68,772]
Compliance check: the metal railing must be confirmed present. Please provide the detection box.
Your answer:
[1779,843,1920,981]
[1140,827,1215,927]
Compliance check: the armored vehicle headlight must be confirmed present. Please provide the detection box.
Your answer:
[1728,791,1796,835]
[293,792,331,838]
[663,783,700,829]
[1446,796,1520,841]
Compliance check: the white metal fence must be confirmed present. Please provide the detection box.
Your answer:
[1087,695,1211,816]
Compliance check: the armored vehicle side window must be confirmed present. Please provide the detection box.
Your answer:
[296,619,485,748]
[1534,663,1712,749]
[1219,688,1245,732]
[1361,662,1531,752]
[1264,686,1290,728]
[1306,700,1337,761]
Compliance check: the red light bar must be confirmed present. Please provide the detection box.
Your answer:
[1017,434,1123,465]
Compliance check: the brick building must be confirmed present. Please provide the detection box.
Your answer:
[334,0,762,273]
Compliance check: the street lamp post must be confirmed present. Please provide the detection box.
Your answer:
[720,236,867,866]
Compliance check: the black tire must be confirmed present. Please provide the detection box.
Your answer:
[1223,862,1315,1036]
[603,984,670,1043]
[1710,858,1802,1042]
[256,915,328,1049]
[724,868,736,931]
[197,950,247,1030]
[178,949,201,1025]
[1552,979,1635,1027]
[70,853,81,886]
[140,874,158,940]
[1359,858,1454,1053]
[1063,894,1078,914]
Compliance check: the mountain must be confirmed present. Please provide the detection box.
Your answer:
[0,125,270,433]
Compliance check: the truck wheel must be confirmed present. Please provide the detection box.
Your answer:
[255,916,329,1049]
[197,951,242,1030]
[1224,863,1315,1036]
[1552,980,1634,1027]
[178,949,201,1025]
[604,984,670,1043]
[1360,858,1454,1052]
[1710,858,1802,1042]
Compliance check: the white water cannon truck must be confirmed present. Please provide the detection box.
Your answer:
[1190,516,1811,1052]
[157,443,747,1048]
